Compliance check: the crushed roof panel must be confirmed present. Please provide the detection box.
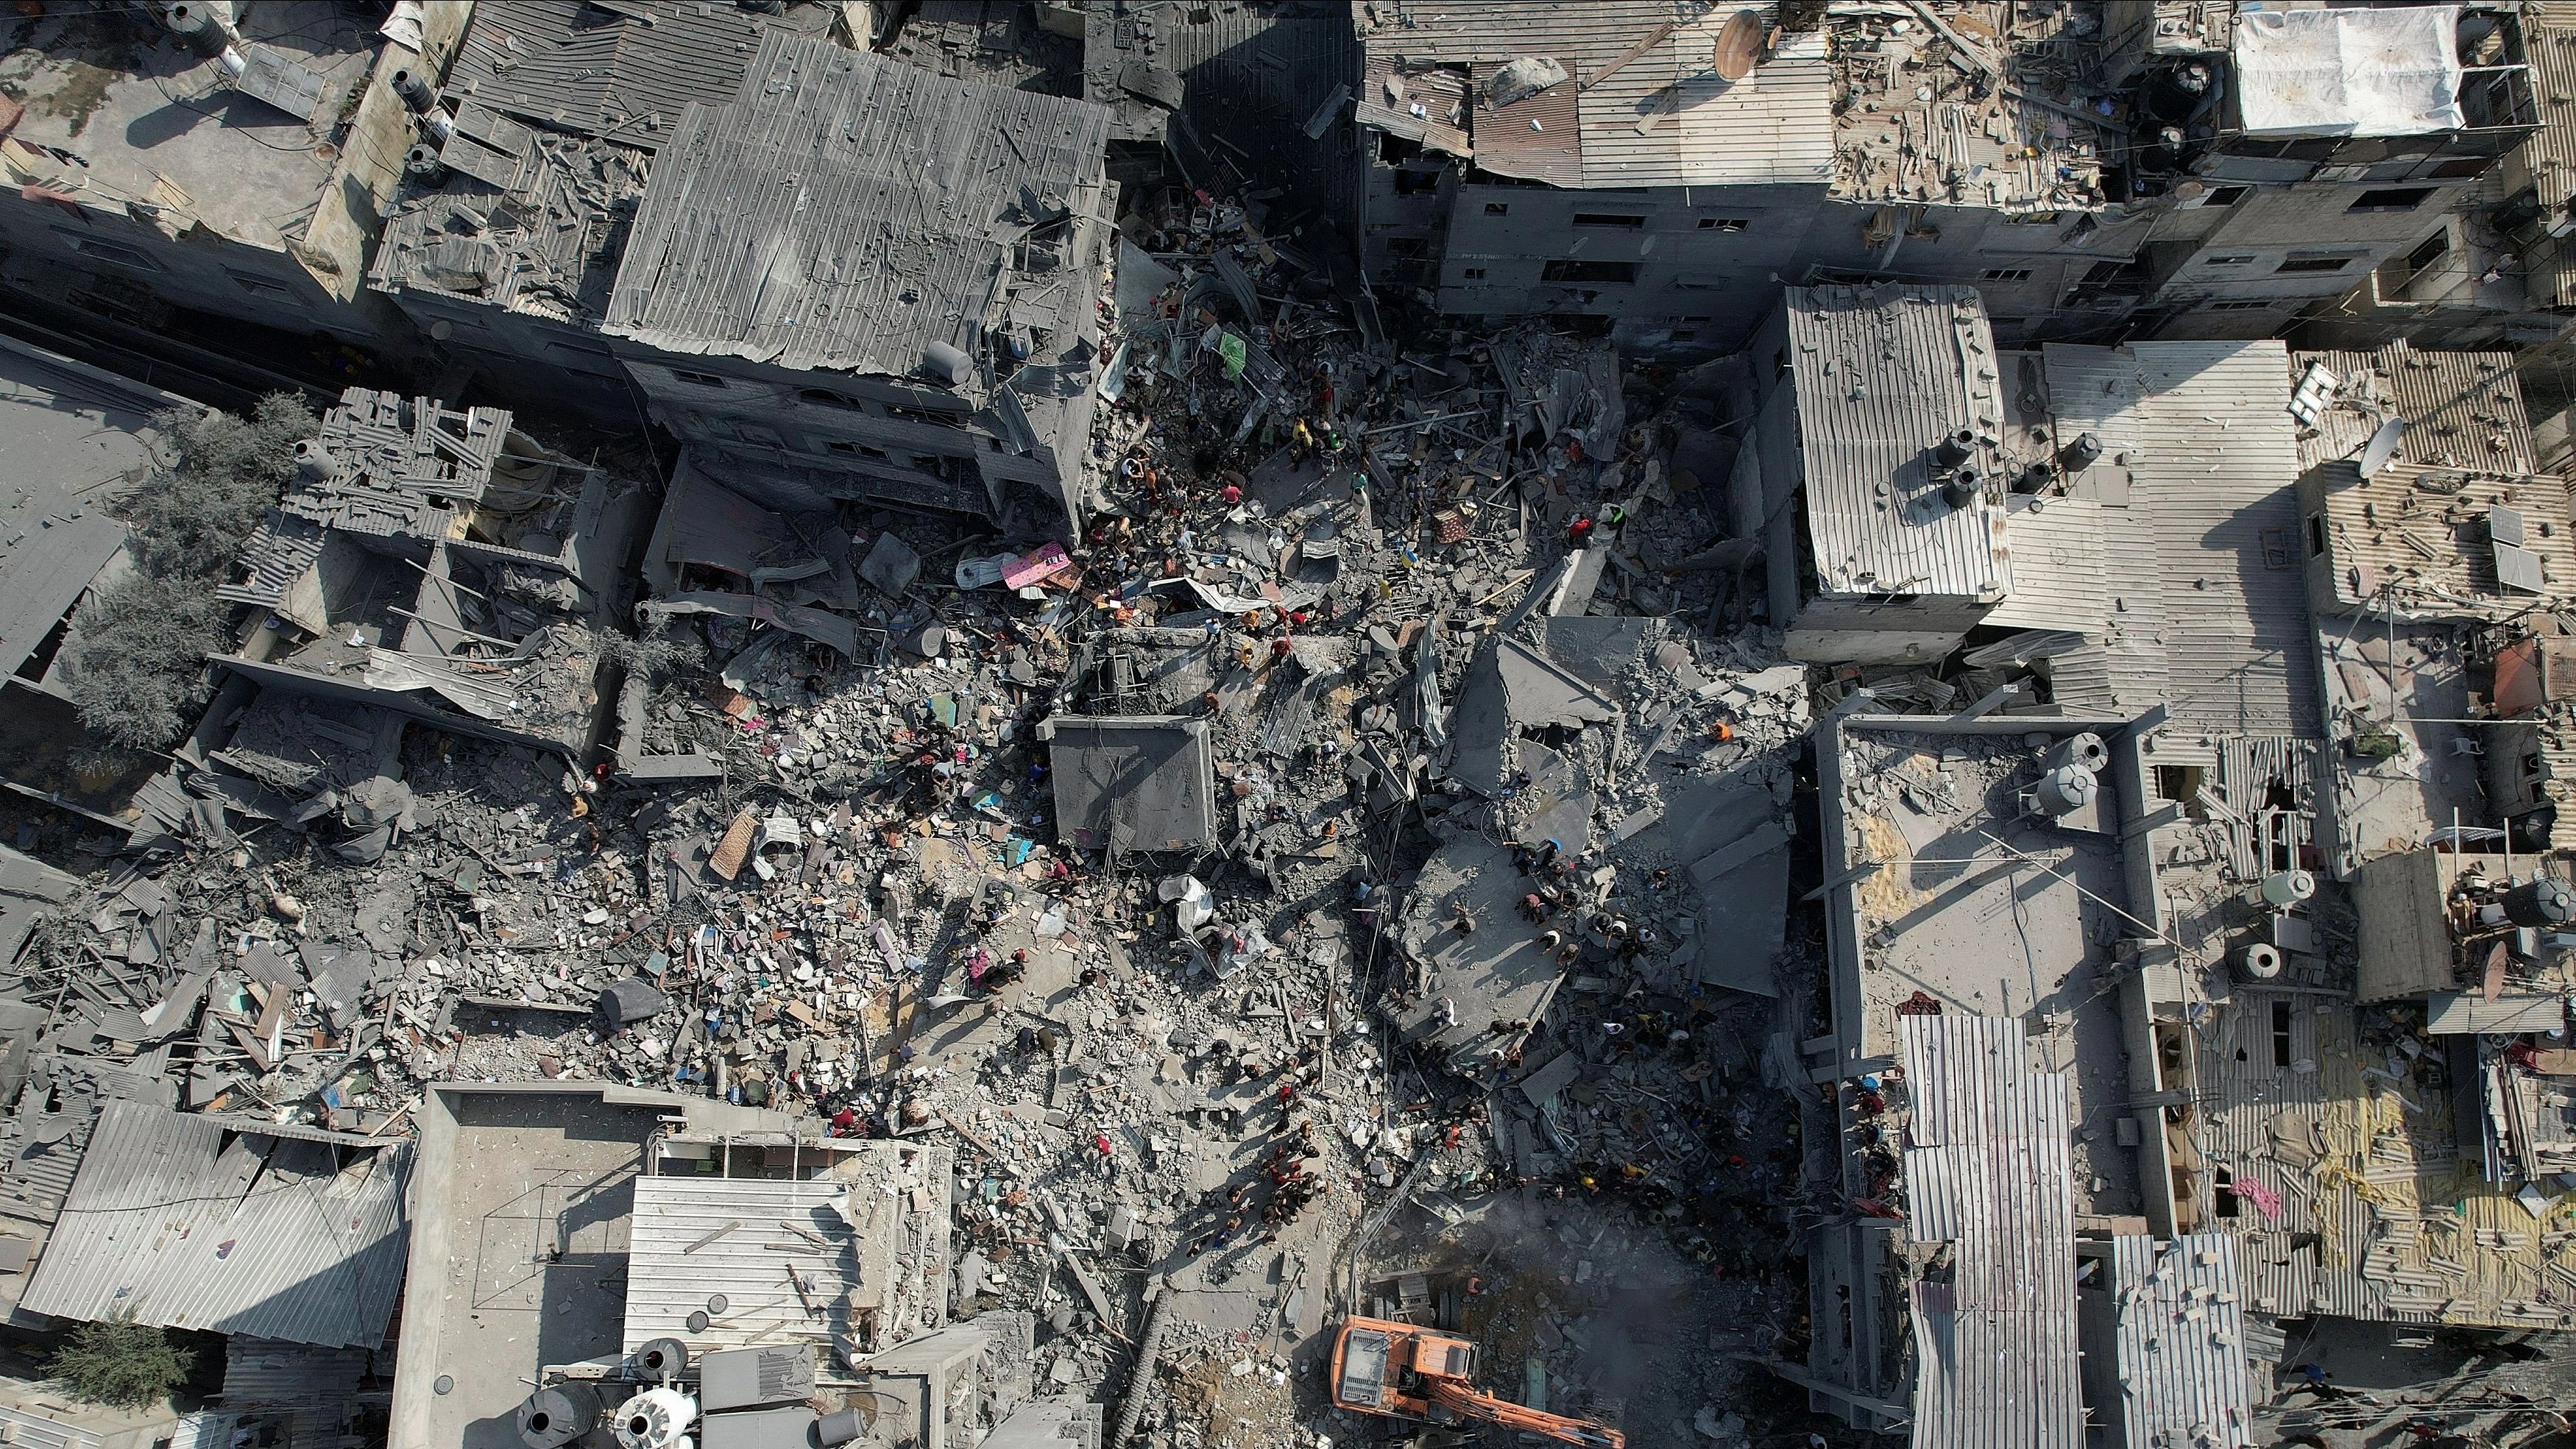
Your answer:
[20,1101,411,1348]
[1355,3,1836,188]
[222,391,512,612]
[0,339,172,681]
[2196,992,2573,1330]
[1827,1,2114,210]
[1783,285,2012,603]
[1899,1013,2084,1449]
[604,34,1114,382]
[1042,715,1217,854]
[0,1054,166,1232]
[370,132,648,323]
[2107,1234,2255,1449]
[444,0,836,150]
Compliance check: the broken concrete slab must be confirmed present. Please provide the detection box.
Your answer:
[1393,839,1568,1071]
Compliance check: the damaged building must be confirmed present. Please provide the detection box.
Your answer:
[0,334,198,828]
[1348,3,2546,355]
[4,7,2576,1449]
[386,1083,1067,1449]
[211,388,648,761]
[0,1,471,356]
[372,16,1117,538]
[1743,279,2322,754]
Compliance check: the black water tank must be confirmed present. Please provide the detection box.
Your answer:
[2504,876,2575,929]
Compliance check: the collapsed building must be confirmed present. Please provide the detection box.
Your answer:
[210,388,648,762]
[0,334,198,834]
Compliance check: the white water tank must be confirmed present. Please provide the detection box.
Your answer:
[2237,943,2282,981]
[2257,870,2315,908]
[612,1388,698,1449]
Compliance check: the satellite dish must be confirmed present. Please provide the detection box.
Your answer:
[2358,415,2405,477]
[1713,9,1763,82]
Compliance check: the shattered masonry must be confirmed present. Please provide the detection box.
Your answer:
[1,6,2575,1449]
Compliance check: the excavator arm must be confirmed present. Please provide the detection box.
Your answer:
[1423,1375,1627,1448]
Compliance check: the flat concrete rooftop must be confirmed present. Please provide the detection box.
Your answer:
[1834,725,2146,1220]
[0,4,375,249]
[390,1087,658,1449]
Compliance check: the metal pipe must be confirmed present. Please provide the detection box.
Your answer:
[1109,1283,1171,1448]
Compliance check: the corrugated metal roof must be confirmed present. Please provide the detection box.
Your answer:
[2293,344,2536,478]
[1986,496,2109,634]
[2424,991,2569,1034]
[369,122,648,325]
[18,1102,411,1349]
[2107,1234,2255,1449]
[2307,461,2576,614]
[2195,992,2572,1330]
[2042,341,2320,741]
[623,1141,951,1356]
[220,1336,369,1449]
[1354,3,1836,187]
[445,0,833,150]
[1581,18,1836,188]
[2516,11,2576,230]
[2517,8,2576,308]
[1117,4,1362,221]
[0,1403,107,1449]
[2204,737,2323,881]
[0,1054,171,1231]
[1786,284,2013,603]
[1898,1013,2083,1449]
[2289,343,2563,616]
[222,1336,371,1406]
[606,35,1113,383]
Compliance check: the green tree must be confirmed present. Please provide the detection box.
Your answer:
[64,393,318,750]
[43,1314,194,1409]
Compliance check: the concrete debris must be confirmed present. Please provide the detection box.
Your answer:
[17,5,2572,1448]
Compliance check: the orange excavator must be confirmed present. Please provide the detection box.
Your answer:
[1328,1315,1626,1448]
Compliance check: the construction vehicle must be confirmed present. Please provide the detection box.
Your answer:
[1328,1315,1626,1448]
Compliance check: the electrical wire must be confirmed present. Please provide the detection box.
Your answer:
[149,73,329,156]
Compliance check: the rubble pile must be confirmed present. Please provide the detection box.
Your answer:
[0,149,2130,1449]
